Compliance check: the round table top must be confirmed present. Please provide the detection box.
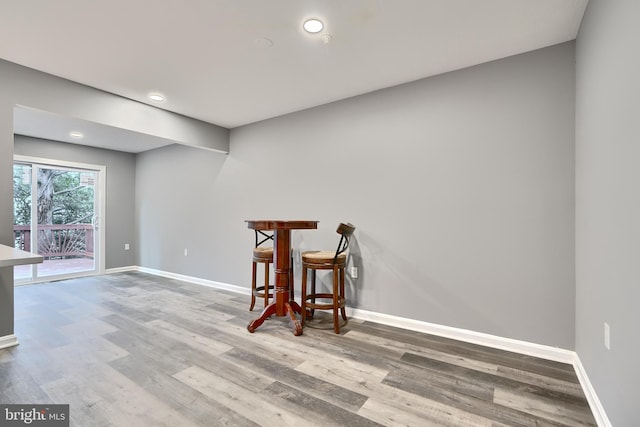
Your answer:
[245,220,318,230]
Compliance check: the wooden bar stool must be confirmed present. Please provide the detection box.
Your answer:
[301,223,356,334]
[250,230,296,311]
[250,230,274,311]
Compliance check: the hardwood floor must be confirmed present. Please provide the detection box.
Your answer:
[1,272,596,426]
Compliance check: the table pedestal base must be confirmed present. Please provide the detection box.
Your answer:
[247,301,303,336]
[245,220,317,336]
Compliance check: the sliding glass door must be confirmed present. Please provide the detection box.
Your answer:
[13,158,103,283]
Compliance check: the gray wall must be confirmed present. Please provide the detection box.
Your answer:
[135,143,228,277]
[14,135,137,269]
[575,0,640,425]
[136,42,576,349]
[0,58,228,338]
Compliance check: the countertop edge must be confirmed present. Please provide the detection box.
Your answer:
[0,244,44,268]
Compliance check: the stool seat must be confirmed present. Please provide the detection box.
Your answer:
[301,251,347,265]
[253,247,274,261]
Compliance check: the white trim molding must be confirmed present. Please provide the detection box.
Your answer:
[0,334,19,349]
[346,307,576,364]
[573,356,613,427]
[105,266,138,274]
[136,266,250,295]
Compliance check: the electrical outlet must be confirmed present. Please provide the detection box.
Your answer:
[604,322,610,350]
[184,248,188,257]
[350,266,358,279]
[124,243,130,250]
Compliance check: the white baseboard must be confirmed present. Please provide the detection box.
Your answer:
[136,266,250,295]
[573,356,612,427]
[130,267,610,426]
[346,307,576,364]
[0,334,19,349]
[105,266,138,274]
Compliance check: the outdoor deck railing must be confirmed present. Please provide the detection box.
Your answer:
[14,224,94,260]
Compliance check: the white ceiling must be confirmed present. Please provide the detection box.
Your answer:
[1,0,588,152]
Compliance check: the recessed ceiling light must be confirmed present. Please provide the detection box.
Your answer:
[69,131,83,139]
[148,93,165,102]
[303,19,324,33]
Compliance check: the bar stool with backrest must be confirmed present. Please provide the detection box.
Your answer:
[300,223,356,334]
[250,229,296,311]
[250,230,274,311]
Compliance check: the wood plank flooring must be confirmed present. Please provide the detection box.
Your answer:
[1,272,597,426]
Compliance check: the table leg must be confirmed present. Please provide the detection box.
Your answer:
[248,300,303,335]
[247,302,276,333]
[285,302,303,336]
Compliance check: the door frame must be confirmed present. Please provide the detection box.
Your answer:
[13,154,106,283]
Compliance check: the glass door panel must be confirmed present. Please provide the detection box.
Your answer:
[13,163,33,281]
[13,161,99,283]
[36,167,96,277]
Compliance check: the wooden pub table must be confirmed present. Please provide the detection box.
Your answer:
[245,220,318,336]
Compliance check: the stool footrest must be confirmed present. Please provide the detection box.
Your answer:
[253,285,274,295]
[304,294,345,311]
